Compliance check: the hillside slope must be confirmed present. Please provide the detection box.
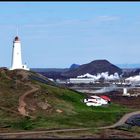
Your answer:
[0,68,132,132]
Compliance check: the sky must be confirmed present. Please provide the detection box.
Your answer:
[1,2,140,68]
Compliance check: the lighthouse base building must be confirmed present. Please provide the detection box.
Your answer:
[10,36,29,71]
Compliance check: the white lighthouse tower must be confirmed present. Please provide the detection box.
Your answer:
[10,36,29,71]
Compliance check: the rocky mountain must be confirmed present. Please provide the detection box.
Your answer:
[62,60,122,78]
[69,64,80,70]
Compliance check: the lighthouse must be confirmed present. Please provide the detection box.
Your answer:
[10,36,29,71]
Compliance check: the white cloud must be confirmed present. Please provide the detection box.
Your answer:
[97,15,120,22]
[21,15,120,28]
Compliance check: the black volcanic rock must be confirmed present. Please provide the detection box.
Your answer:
[62,60,122,78]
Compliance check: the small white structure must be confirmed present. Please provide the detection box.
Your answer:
[69,78,95,84]
[48,78,54,82]
[10,36,29,71]
[123,88,127,94]
[84,95,108,106]
[122,88,130,96]
[86,101,102,107]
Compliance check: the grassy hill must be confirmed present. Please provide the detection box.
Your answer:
[0,68,134,132]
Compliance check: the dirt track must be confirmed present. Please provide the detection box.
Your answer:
[0,110,140,138]
[18,83,39,117]
[16,87,140,134]
[2,83,140,138]
[0,128,90,137]
[99,111,140,129]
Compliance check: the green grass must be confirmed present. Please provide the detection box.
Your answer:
[0,79,135,131]
[9,83,134,131]
[0,79,30,109]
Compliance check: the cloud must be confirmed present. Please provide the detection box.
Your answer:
[97,15,120,22]
[18,15,120,29]
[22,19,81,28]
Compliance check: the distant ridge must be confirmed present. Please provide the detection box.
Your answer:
[69,64,80,70]
[62,59,122,78]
